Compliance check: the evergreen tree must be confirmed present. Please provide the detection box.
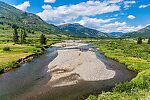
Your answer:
[148,37,150,44]
[137,37,142,44]
[12,24,18,29]
[40,34,47,45]
[23,29,27,37]
[20,30,27,44]
[13,28,19,43]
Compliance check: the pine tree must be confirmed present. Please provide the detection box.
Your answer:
[137,37,142,44]
[23,29,27,37]
[148,38,150,44]
[20,30,27,44]
[13,28,19,43]
[40,34,47,45]
[20,31,23,44]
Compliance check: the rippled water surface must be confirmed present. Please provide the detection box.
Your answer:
[0,44,136,100]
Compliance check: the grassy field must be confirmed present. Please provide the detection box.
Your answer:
[0,38,62,72]
[86,39,150,100]
[0,44,40,70]
[0,24,65,72]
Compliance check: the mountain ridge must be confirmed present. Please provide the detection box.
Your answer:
[122,25,150,38]
[58,23,108,37]
[0,1,59,33]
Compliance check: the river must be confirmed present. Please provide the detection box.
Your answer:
[0,41,136,100]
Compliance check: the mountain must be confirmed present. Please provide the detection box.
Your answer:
[110,32,124,37]
[0,1,109,37]
[58,23,108,38]
[122,25,150,38]
[0,1,59,33]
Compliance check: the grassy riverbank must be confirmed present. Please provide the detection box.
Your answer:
[87,39,150,100]
[0,44,39,70]
[0,33,64,73]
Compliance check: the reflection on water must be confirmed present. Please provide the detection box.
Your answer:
[0,48,58,100]
[0,44,136,100]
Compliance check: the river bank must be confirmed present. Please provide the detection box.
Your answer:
[0,40,136,100]
[0,43,57,74]
[87,39,150,100]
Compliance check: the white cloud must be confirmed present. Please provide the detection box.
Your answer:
[108,0,123,3]
[36,0,143,33]
[139,4,150,8]
[37,1,120,24]
[42,5,52,10]
[76,17,115,28]
[127,15,135,19]
[76,17,143,33]
[44,0,56,3]
[124,1,136,9]
[14,1,30,11]
[99,22,143,33]
[124,1,136,4]
[114,13,124,17]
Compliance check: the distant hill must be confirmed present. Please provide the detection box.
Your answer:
[122,25,150,38]
[59,23,108,38]
[0,1,59,33]
[110,32,124,37]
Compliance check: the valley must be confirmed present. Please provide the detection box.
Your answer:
[0,41,136,100]
[0,0,150,100]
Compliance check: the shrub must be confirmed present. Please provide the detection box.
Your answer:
[86,95,97,100]
[23,50,28,53]
[137,37,142,44]
[3,47,11,51]
[148,38,150,44]
[40,34,47,45]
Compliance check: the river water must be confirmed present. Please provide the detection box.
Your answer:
[0,44,136,100]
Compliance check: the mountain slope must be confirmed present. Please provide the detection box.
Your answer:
[0,1,59,33]
[59,23,108,37]
[110,32,124,37]
[122,25,150,38]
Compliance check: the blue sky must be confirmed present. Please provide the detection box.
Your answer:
[1,0,150,33]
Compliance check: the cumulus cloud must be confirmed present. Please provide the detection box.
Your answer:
[44,0,56,3]
[124,0,136,9]
[42,5,52,10]
[139,4,150,8]
[76,17,115,28]
[108,0,123,3]
[37,1,120,24]
[76,17,143,33]
[99,22,143,33]
[124,1,136,4]
[36,0,143,33]
[14,1,30,11]
[127,15,135,19]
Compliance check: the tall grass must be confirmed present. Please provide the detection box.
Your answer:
[87,39,150,100]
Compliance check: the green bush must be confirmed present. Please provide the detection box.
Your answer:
[86,95,97,100]
[3,47,10,51]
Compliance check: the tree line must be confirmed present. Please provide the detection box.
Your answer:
[137,37,150,44]
[12,25,47,45]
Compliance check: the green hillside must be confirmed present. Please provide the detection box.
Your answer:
[123,25,150,38]
[59,23,108,38]
[0,1,59,34]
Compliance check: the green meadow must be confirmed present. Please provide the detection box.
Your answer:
[87,39,150,100]
[0,24,64,72]
[0,44,39,70]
